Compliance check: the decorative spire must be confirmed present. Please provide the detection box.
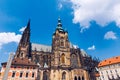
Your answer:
[26,19,30,29]
[19,19,30,46]
[15,19,31,58]
[57,17,62,27]
[56,17,64,31]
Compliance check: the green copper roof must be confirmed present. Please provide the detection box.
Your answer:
[56,17,64,32]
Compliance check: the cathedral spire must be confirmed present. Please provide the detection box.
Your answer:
[20,19,30,46]
[26,19,30,30]
[15,20,31,58]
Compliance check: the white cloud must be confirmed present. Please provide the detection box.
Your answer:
[70,0,120,32]
[0,32,21,49]
[88,45,96,50]
[19,26,26,33]
[58,3,63,10]
[73,44,79,49]
[104,31,117,40]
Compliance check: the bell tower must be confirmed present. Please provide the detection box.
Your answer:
[52,18,70,67]
[15,20,31,59]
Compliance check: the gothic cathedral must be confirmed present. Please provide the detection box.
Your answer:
[0,18,98,80]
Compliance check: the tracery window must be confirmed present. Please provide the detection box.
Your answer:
[62,72,66,80]
[71,54,78,67]
[21,52,24,57]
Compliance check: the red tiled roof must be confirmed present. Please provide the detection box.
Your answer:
[98,56,120,67]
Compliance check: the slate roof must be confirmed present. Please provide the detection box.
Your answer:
[31,43,51,52]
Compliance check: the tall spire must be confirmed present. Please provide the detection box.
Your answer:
[26,19,30,30]
[15,19,31,58]
[17,19,30,47]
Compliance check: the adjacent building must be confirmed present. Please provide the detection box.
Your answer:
[98,56,120,80]
[0,18,99,80]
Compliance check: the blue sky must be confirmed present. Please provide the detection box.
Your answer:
[0,0,120,66]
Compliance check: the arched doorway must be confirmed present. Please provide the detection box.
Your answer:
[78,76,81,80]
[82,76,84,80]
[62,72,66,80]
[74,76,77,80]
[43,71,49,80]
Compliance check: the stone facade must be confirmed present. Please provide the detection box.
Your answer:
[0,18,99,80]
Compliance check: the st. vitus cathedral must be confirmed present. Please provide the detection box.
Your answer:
[0,18,99,80]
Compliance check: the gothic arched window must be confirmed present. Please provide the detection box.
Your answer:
[62,72,66,80]
[61,54,65,64]
[71,54,78,67]
[20,52,24,58]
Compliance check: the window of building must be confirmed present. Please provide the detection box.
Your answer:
[14,66,16,68]
[20,72,23,77]
[43,55,48,65]
[61,41,64,47]
[102,75,104,78]
[26,72,28,77]
[71,54,78,67]
[115,69,117,73]
[106,71,108,74]
[27,67,29,69]
[12,72,15,77]
[32,72,34,78]
[61,54,65,64]
[110,70,112,73]
[62,72,66,80]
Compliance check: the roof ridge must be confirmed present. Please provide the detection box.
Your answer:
[32,43,51,47]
